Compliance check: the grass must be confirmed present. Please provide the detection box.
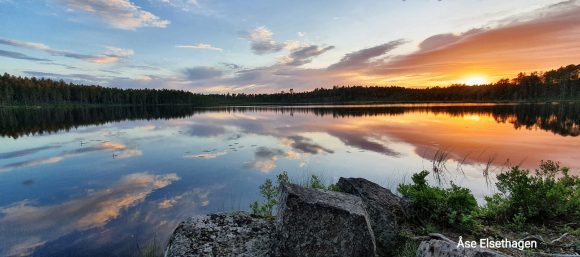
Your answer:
[394,240,421,257]
[135,237,164,257]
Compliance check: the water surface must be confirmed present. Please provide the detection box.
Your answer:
[1,103,579,257]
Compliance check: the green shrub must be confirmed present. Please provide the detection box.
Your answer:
[308,174,325,189]
[250,171,291,217]
[482,160,580,224]
[250,172,338,217]
[397,170,480,231]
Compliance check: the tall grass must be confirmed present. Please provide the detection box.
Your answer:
[135,237,163,257]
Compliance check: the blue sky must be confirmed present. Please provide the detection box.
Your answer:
[1,0,579,93]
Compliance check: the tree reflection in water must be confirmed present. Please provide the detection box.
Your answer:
[1,103,578,139]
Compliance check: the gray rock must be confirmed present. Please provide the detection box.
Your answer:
[275,183,376,257]
[337,177,412,256]
[164,212,274,257]
[417,239,509,257]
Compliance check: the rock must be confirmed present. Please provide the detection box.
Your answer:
[164,212,274,257]
[275,183,376,257]
[417,239,509,257]
[337,177,412,256]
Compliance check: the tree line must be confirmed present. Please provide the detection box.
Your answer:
[1,103,578,139]
[1,64,579,106]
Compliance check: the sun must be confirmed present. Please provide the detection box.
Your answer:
[461,76,489,86]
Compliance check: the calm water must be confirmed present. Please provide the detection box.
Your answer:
[1,103,579,257]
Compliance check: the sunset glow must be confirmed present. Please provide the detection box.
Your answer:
[0,0,579,92]
[461,76,490,86]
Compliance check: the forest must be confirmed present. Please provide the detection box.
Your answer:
[1,103,578,139]
[0,64,579,106]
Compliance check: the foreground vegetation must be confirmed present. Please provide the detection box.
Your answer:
[1,64,579,106]
[400,160,579,256]
[252,160,580,255]
[398,160,579,232]
[250,172,338,217]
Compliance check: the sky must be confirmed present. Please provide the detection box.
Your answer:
[0,0,579,93]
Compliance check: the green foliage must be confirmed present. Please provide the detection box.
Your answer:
[309,175,325,189]
[326,183,341,192]
[276,171,290,187]
[511,212,527,231]
[393,240,420,257]
[482,160,580,225]
[398,170,480,231]
[250,172,338,217]
[250,178,279,217]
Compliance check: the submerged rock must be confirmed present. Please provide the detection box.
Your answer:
[164,212,274,257]
[337,177,412,256]
[417,239,509,257]
[275,183,376,257]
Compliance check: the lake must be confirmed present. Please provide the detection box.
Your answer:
[1,103,579,257]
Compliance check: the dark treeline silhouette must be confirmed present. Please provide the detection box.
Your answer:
[0,105,199,138]
[0,73,224,106]
[1,65,579,106]
[1,103,578,139]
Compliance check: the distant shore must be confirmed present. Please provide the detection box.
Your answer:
[1,99,579,109]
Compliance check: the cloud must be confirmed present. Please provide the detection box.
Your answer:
[244,147,285,172]
[282,40,301,50]
[183,66,224,81]
[0,145,60,160]
[284,135,334,154]
[23,71,108,84]
[61,0,170,29]
[159,0,198,11]
[176,43,223,51]
[0,142,136,173]
[0,49,51,61]
[186,123,227,137]
[184,151,227,159]
[370,0,580,84]
[240,26,283,55]
[184,1,580,92]
[0,156,65,172]
[115,149,143,159]
[0,38,50,50]
[327,39,407,71]
[0,38,134,64]
[325,129,399,156]
[417,28,484,51]
[221,62,243,70]
[0,172,179,256]
[280,45,335,66]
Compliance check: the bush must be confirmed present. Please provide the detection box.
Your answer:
[249,171,289,217]
[482,160,580,225]
[397,170,480,231]
[250,172,338,217]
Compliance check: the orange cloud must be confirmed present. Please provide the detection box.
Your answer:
[0,173,179,256]
[373,0,580,86]
[183,1,580,92]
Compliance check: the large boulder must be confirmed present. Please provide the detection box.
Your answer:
[164,212,274,257]
[417,238,508,257]
[337,177,412,256]
[275,183,376,257]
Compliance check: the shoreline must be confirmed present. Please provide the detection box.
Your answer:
[1,99,579,109]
